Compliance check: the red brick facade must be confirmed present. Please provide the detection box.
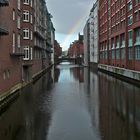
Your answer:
[0,0,22,93]
[68,34,84,60]
[0,0,54,94]
[54,40,62,63]
[99,0,140,71]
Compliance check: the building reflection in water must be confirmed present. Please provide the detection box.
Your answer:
[84,67,101,138]
[98,72,140,140]
[70,66,84,83]
[0,72,54,140]
[0,63,140,140]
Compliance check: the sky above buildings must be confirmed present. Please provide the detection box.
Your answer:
[46,0,93,51]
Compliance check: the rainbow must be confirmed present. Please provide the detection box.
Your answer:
[61,10,90,51]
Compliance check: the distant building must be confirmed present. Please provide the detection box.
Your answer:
[54,40,62,63]
[68,33,84,64]
[89,1,99,69]
[83,20,90,67]
[83,0,99,69]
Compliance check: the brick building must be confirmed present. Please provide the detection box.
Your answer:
[0,0,24,94]
[68,34,84,64]
[54,40,62,63]
[99,0,140,71]
[0,0,54,95]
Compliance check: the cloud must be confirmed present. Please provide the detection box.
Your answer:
[46,0,93,34]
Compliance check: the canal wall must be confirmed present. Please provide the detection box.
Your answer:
[0,64,53,113]
[98,64,140,85]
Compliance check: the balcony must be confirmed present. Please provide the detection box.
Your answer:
[0,26,8,36]
[0,0,9,7]
[46,40,52,46]
[46,47,53,53]
[10,47,25,57]
[34,26,45,40]
[34,39,46,49]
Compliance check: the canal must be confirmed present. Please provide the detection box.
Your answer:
[0,62,140,140]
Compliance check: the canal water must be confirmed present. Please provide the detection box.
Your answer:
[0,62,140,140]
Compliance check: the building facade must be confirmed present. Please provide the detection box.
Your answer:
[54,40,62,64]
[22,0,34,82]
[83,20,90,67]
[68,34,84,64]
[99,0,140,72]
[83,0,99,69]
[0,0,24,94]
[0,0,55,95]
[89,1,99,69]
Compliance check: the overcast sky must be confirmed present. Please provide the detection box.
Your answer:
[46,0,94,51]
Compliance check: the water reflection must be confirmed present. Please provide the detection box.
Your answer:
[0,62,140,140]
[98,72,140,140]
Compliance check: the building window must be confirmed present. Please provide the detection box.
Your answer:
[23,29,29,39]
[30,14,33,23]
[128,47,133,60]
[30,0,33,7]
[128,30,133,47]
[17,15,21,29]
[116,36,120,48]
[128,15,133,26]
[23,46,30,60]
[134,11,140,22]
[121,48,125,60]
[23,0,29,5]
[135,27,140,45]
[17,34,21,48]
[13,10,15,20]
[112,50,115,59]
[135,0,140,5]
[135,46,140,60]
[116,49,120,59]
[23,10,29,22]
[30,30,33,40]
[3,71,6,80]
[31,48,33,60]
[127,1,132,11]
[104,51,107,60]
[18,0,21,10]
[120,33,125,48]
[12,33,16,53]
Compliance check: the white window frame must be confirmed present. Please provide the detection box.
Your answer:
[23,0,29,5]
[13,10,15,21]
[18,0,21,10]
[30,30,33,40]
[23,29,30,39]
[17,15,21,29]
[23,10,29,22]
[31,0,33,7]
[17,34,21,48]
[30,47,33,60]
[12,33,16,53]
[23,46,30,60]
[30,14,33,24]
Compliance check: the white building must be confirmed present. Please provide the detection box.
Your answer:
[83,20,90,67]
[84,0,99,69]
[90,1,99,68]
